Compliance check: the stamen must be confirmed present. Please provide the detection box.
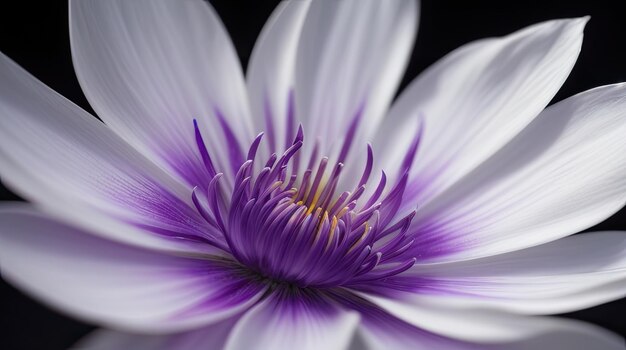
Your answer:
[357,144,374,189]
[262,96,277,152]
[363,171,387,209]
[397,116,424,178]
[346,258,417,284]
[337,103,365,163]
[247,133,264,161]
[191,186,219,229]
[191,120,420,288]
[193,119,217,179]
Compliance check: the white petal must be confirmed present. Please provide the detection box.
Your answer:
[354,318,626,350]
[0,52,214,254]
[224,292,360,350]
[295,0,418,166]
[376,18,587,205]
[246,0,311,155]
[0,207,266,333]
[362,293,624,349]
[352,327,467,350]
[408,83,626,262]
[70,0,252,185]
[72,318,236,349]
[407,231,626,314]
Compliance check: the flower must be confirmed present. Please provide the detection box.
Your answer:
[1,0,626,348]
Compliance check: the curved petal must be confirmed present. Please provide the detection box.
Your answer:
[70,0,252,185]
[408,83,626,262]
[358,293,624,349]
[0,52,219,254]
[0,207,266,333]
[353,316,626,350]
[401,231,626,315]
[246,0,310,155]
[224,289,360,350]
[335,291,481,350]
[72,318,237,349]
[295,0,418,168]
[376,18,587,205]
[352,325,475,350]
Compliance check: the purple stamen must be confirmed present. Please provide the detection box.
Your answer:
[363,171,387,209]
[191,186,219,229]
[193,119,217,179]
[397,116,424,178]
[214,108,245,175]
[247,133,264,161]
[357,144,374,189]
[262,95,277,152]
[284,90,297,151]
[337,103,365,163]
[191,120,420,288]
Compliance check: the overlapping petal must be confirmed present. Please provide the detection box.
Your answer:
[72,318,237,350]
[224,289,360,350]
[400,231,626,314]
[376,18,587,204]
[407,83,626,262]
[0,206,266,333]
[294,0,418,171]
[358,293,624,349]
[70,0,252,185]
[0,0,624,348]
[246,0,310,156]
[0,52,219,254]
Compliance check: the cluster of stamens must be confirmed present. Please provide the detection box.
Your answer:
[192,121,417,288]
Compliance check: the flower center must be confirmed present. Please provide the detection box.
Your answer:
[192,121,417,288]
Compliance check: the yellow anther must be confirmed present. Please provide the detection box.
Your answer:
[306,185,324,215]
[348,221,371,253]
[325,215,339,251]
[336,206,349,219]
[312,209,327,244]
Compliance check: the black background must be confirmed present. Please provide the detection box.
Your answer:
[1,0,626,349]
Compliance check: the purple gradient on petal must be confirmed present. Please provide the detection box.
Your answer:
[262,94,278,152]
[405,214,468,261]
[397,116,423,178]
[260,285,345,321]
[214,108,245,175]
[194,119,218,180]
[357,144,374,189]
[329,289,483,349]
[337,103,365,164]
[285,90,297,151]
[171,259,267,319]
[159,147,212,193]
[100,171,227,250]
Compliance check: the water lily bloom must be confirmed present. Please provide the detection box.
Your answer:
[2,0,626,348]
